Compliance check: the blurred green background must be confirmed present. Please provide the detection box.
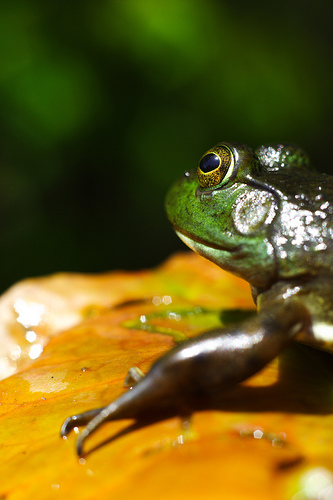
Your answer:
[0,0,332,292]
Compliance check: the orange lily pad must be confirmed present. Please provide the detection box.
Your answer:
[0,252,333,499]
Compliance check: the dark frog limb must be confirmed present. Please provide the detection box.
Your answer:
[61,299,309,456]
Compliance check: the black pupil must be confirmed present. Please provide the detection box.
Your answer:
[199,153,220,173]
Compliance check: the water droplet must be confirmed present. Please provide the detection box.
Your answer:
[9,345,21,361]
[152,296,162,306]
[29,343,43,360]
[253,429,264,439]
[14,299,45,328]
[25,330,37,343]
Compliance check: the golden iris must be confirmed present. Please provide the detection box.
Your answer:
[197,145,233,188]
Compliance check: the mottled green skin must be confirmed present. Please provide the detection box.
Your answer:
[166,142,333,349]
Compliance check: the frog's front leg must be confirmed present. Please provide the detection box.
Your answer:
[61,299,309,456]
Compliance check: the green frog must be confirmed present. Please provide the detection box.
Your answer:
[61,142,333,455]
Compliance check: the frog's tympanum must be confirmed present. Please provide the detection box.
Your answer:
[62,142,333,455]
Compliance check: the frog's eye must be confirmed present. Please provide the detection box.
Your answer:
[197,146,234,189]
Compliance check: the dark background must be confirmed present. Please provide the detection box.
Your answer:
[0,0,332,292]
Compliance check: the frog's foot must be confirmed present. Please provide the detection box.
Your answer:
[62,298,309,456]
[61,367,145,439]
[61,408,106,438]
[64,374,171,456]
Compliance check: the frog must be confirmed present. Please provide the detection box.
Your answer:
[61,142,333,456]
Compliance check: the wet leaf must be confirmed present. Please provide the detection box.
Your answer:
[0,253,333,499]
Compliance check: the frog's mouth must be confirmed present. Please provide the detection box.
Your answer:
[175,229,239,257]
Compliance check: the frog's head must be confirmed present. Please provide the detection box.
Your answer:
[165,142,312,289]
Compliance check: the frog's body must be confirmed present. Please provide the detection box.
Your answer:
[62,143,333,455]
[167,143,333,351]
